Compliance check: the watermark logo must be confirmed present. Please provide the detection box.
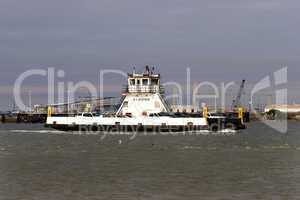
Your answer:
[250,67,288,133]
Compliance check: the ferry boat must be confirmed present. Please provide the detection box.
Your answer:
[46,67,246,132]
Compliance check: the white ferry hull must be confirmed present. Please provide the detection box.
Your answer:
[45,115,244,132]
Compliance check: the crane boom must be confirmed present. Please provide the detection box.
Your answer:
[232,80,246,109]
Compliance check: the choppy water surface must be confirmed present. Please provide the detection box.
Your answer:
[0,122,300,200]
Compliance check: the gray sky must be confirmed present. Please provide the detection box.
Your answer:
[0,0,299,108]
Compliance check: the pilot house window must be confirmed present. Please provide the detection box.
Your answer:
[151,79,159,85]
[130,79,135,85]
[142,79,148,85]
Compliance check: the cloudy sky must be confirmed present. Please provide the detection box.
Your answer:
[0,0,299,109]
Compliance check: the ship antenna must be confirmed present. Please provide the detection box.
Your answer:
[145,65,150,74]
[133,66,136,74]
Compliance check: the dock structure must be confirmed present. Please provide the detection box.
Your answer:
[0,112,47,123]
[0,97,120,123]
[264,104,300,113]
[45,97,120,115]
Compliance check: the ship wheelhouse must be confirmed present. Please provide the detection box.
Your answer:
[117,66,169,117]
[127,73,161,94]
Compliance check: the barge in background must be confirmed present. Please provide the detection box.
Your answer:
[46,66,246,132]
[1,112,47,123]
